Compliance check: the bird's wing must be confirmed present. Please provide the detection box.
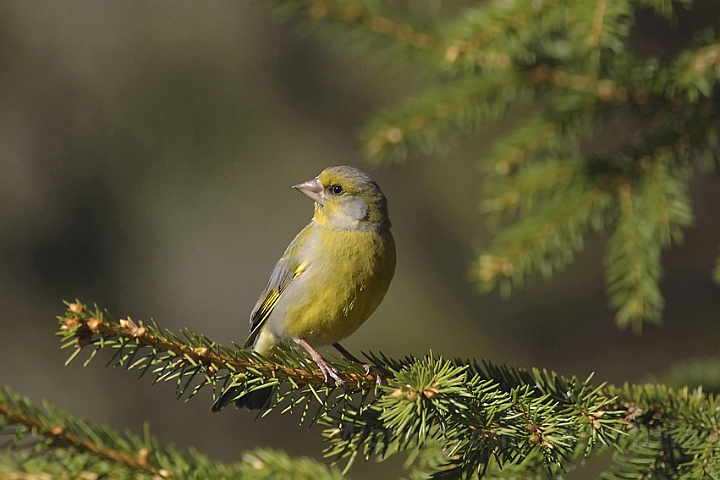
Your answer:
[244,229,311,349]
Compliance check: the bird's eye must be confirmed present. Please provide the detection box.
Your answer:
[331,184,344,195]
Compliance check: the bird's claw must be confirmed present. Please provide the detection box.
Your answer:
[357,362,382,385]
[360,363,382,385]
[318,359,345,387]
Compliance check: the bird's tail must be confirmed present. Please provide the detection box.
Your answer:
[210,385,273,412]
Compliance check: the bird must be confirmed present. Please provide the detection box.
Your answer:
[212,165,396,411]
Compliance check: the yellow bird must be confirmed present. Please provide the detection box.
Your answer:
[222,165,396,410]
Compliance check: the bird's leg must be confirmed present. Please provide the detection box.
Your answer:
[333,343,369,373]
[333,343,382,385]
[297,339,344,386]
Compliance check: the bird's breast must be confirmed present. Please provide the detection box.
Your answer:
[272,227,396,345]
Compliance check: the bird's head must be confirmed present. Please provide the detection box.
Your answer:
[293,165,390,231]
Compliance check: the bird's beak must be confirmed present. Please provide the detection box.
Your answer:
[293,176,325,205]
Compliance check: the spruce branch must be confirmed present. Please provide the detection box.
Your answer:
[270,0,438,51]
[56,300,384,438]
[57,301,379,392]
[566,0,635,54]
[483,117,559,177]
[362,65,651,164]
[52,302,627,477]
[49,301,720,478]
[475,180,612,297]
[0,388,157,476]
[688,42,720,76]
[316,357,626,477]
[531,66,619,102]
[364,63,663,164]
[644,158,692,248]
[442,0,567,67]
[0,387,346,480]
[605,181,664,333]
[676,41,720,101]
[473,90,711,326]
[239,448,347,480]
[363,73,526,162]
[482,158,585,217]
[529,64,654,105]
[588,0,609,48]
[605,383,720,480]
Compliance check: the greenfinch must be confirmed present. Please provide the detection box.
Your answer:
[223,165,396,410]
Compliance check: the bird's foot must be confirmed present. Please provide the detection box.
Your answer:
[317,357,345,387]
[298,338,345,387]
[333,343,383,385]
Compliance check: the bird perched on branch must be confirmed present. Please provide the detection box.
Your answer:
[213,165,396,411]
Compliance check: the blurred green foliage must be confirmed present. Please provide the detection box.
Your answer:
[281,0,720,332]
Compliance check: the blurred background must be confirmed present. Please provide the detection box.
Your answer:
[1,1,720,478]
